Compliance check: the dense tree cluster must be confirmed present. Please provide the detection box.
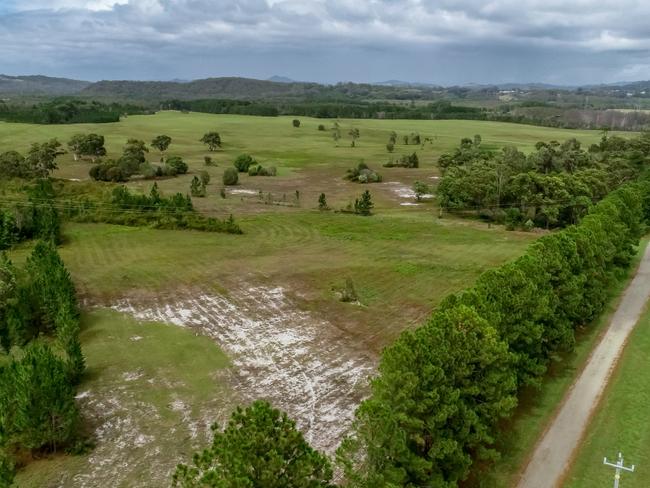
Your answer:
[339,179,649,486]
[0,241,85,483]
[0,99,149,125]
[437,132,650,228]
[89,139,187,182]
[0,180,61,250]
[0,139,63,180]
[67,133,106,162]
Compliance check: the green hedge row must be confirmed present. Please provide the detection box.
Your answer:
[340,180,649,486]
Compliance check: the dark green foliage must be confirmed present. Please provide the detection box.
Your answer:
[0,99,145,124]
[248,164,277,177]
[354,190,374,216]
[341,180,648,486]
[165,156,188,175]
[292,119,301,128]
[318,193,329,211]
[437,133,650,228]
[412,181,431,201]
[0,139,64,180]
[1,341,80,452]
[172,400,333,488]
[318,124,326,131]
[346,162,382,184]
[71,184,242,234]
[200,132,222,151]
[349,128,360,147]
[151,134,172,160]
[190,176,206,197]
[383,152,419,168]
[204,156,215,166]
[386,142,394,153]
[223,168,239,186]
[0,242,84,480]
[67,133,106,162]
[233,154,255,172]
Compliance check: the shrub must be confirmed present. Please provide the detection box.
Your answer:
[354,190,374,215]
[199,170,210,186]
[318,193,329,211]
[346,162,382,183]
[234,154,255,172]
[165,156,188,175]
[248,165,277,177]
[318,124,326,131]
[292,119,301,128]
[204,156,215,166]
[223,167,239,186]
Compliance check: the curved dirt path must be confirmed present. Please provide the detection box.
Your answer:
[516,244,650,488]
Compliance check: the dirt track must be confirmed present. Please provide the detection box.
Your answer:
[516,244,650,488]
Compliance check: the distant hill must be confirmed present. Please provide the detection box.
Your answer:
[0,74,90,96]
[80,77,324,101]
[267,75,296,83]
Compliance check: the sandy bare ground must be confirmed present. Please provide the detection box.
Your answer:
[112,284,376,454]
[516,244,650,488]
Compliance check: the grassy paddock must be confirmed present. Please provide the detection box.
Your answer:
[0,112,624,218]
[462,240,649,488]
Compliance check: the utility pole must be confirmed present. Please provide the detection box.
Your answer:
[603,452,635,488]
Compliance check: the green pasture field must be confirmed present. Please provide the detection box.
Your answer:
[0,113,632,486]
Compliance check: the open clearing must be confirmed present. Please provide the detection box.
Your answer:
[0,113,622,485]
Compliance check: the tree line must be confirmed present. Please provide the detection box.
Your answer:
[0,99,150,124]
[336,178,649,486]
[0,239,85,484]
[437,132,649,229]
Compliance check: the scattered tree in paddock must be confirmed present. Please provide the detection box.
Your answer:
[190,176,206,197]
[349,128,360,147]
[292,119,301,128]
[199,171,210,186]
[150,134,172,161]
[204,155,216,166]
[165,156,188,175]
[318,124,326,131]
[67,133,106,162]
[318,193,329,211]
[200,132,222,151]
[413,181,431,201]
[354,190,374,215]
[384,152,419,168]
[386,142,394,153]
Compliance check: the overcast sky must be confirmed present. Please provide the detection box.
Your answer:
[1,0,649,85]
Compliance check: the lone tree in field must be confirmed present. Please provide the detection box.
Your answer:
[172,400,333,488]
[151,135,172,162]
[354,190,374,216]
[332,122,341,146]
[349,128,360,147]
[67,133,106,162]
[200,132,222,151]
[318,193,329,211]
[413,180,430,201]
[292,119,301,128]
[26,139,65,178]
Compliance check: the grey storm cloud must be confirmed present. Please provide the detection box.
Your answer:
[1,0,650,84]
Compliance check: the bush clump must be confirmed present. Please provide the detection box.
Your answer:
[223,167,239,186]
[248,165,277,177]
[384,152,419,168]
[233,154,255,172]
[346,162,382,183]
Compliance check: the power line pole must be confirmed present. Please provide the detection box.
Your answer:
[603,452,635,488]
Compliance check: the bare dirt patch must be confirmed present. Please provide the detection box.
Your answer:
[112,284,376,454]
